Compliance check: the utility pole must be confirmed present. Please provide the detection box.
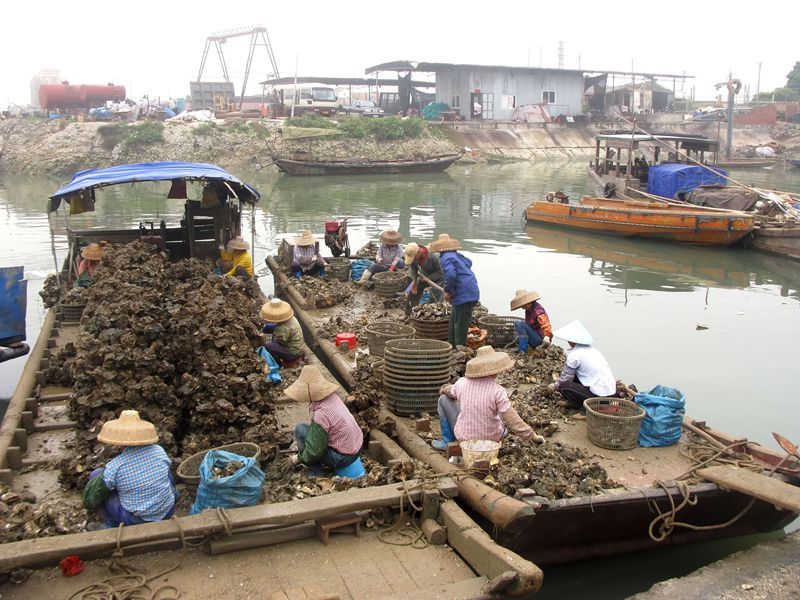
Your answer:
[756,62,762,101]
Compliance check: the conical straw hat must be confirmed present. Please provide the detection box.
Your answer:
[403,242,419,265]
[465,346,514,378]
[81,244,105,261]
[260,298,294,323]
[510,289,541,311]
[553,320,594,346]
[284,365,339,403]
[379,230,402,244]
[97,410,158,446]
[429,234,461,252]
[226,237,249,251]
[295,229,316,246]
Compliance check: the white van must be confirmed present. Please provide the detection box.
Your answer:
[268,83,338,117]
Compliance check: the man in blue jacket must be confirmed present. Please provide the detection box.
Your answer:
[429,234,480,347]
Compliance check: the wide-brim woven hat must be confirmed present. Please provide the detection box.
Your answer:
[554,320,594,346]
[226,237,249,251]
[97,410,158,446]
[510,289,541,311]
[81,244,105,261]
[260,298,294,323]
[429,234,461,252]
[403,242,419,265]
[285,365,339,403]
[295,229,316,246]
[379,230,402,245]
[465,346,514,378]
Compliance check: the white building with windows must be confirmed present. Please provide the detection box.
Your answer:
[366,61,584,120]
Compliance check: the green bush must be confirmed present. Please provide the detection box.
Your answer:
[227,121,250,134]
[366,116,406,140]
[399,117,424,138]
[193,122,217,137]
[122,121,164,147]
[337,116,368,138]
[285,113,337,129]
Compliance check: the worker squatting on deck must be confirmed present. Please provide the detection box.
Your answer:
[432,346,541,450]
[429,234,480,347]
[510,289,553,353]
[74,243,105,289]
[292,229,328,278]
[286,365,366,477]
[357,230,405,284]
[218,236,254,278]
[260,298,304,368]
[82,411,179,527]
[549,320,618,418]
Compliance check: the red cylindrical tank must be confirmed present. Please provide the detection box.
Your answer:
[38,83,83,109]
[79,84,126,103]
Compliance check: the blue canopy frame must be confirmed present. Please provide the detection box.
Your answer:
[49,161,260,211]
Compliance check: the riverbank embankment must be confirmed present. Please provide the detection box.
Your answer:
[629,530,800,599]
[1,116,798,176]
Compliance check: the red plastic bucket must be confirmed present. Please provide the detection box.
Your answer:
[335,332,357,350]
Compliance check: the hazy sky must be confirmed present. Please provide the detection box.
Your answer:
[1,1,796,107]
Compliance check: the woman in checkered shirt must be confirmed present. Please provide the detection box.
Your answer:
[432,346,537,450]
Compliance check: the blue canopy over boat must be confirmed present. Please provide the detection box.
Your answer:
[647,163,727,200]
[49,162,260,210]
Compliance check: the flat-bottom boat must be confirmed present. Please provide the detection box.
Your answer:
[272,153,461,176]
[525,197,754,246]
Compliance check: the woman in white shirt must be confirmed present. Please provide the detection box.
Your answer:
[551,320,617,417]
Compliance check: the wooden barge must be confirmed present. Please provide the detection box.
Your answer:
[272,153,461,176]
[0,163,543,598]
[267,255,800,566]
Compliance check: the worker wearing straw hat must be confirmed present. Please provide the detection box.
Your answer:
[356,229,404,284]
[510,289,553,353]
[550,320,617,418]
[82,410,179,528]
[218,236,254,278]
[74,243,106,289]
[403,242,444,310]
[431,346,537,450]
[428,234,479,347]
[286,365,365,476]
[291,229,328,278]
[260,298,304,367]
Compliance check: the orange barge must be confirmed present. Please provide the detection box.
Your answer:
[524,197,754,246]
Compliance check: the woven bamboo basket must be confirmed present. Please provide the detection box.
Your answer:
[372,270,409,297]
[410,316,449,342]
[478,315,523,347]
[327,257,351,282]
[176,442,261,485]
[383,339,452,416]
[364,322,415,357]
[584,398,645,451]
[59,303,87,323]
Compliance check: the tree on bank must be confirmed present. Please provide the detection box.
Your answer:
[755,61,800,102]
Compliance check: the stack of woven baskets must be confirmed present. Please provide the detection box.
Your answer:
[326,257,351,282]
[364,321,415,357]
[383,339,452,416]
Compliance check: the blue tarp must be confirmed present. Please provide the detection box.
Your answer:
[49,162,260,209]
[0,267,27,345]
[647,163,727,200]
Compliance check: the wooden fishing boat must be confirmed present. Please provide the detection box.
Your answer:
[0,164,542,597]
[267,258,800,566]
[524,197,754,246]
[272,153,461,176]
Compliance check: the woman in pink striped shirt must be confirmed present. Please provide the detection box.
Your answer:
[432,346,535,450]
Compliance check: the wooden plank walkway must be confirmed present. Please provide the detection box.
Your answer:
[698,465,800,512]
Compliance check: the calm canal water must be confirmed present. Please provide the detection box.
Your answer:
[1,161,799,597]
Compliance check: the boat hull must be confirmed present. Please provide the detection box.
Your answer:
[749,225,800,261]
[272,154,460,176]
[525,200,754,246]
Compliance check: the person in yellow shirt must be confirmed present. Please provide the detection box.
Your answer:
[218,237,254,278]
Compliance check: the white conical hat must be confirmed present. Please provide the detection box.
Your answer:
[553,320,594,346]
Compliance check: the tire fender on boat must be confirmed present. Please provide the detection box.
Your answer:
[603,182,616,198]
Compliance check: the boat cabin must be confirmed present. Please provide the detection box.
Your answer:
[589,132,720,200]
[48,162,260,282]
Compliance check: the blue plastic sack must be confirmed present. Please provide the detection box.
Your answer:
[189,450,265,515]
[350,259,373,282]
[0,267,27,345]
[636,385,686,447]
[257,346,282,384]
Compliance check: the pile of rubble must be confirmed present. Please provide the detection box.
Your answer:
[0,484,87,544]
[294,276,352,309]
